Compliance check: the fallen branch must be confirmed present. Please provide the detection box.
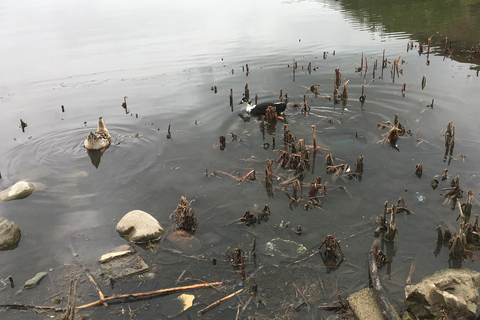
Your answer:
[197,288,244,315]
[69,244,108,307]
[0,282,223,312]
[368,240,401,320]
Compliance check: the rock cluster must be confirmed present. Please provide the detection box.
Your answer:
[405,268,480,320]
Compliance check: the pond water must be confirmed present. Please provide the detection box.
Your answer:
[1,0,480,319]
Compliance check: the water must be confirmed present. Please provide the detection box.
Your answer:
[1,0,480,319]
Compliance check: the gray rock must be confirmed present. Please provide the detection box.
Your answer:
[0,218,21,250]
[405,268,480,320]
[23,272,48,289]
[116,210,164,243]
[0,181,35,201]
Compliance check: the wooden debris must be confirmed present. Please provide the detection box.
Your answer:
[219,135,226,150]
[414,164,422,177]
[197,288,244,315]
[240,211,257,226]
[172,196,197,232]
[385,204,398,241]
[335,68,341,87]
[166,123,172,139]
[436,225,444,242]
[20,119,27,132]
[449,234,466,260]
[265,159,274,195]
[319,234,344,260]
[355,155,364,174]
[368,239,401,320]
[244,83,249,100]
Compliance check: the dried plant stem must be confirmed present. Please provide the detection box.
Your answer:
[197,288,244,315]
[69,244,107,307]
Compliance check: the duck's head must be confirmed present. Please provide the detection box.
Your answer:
[239,98,256,113]
[239,97,250,105]
[97,117,109,134]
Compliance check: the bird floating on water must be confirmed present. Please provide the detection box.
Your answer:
[239,98,287,116]
[84,117,111,151]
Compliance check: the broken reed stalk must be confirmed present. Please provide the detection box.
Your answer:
[368,240,401,320]
[341,79,348,100]
[385,204,398,241]
[244,83,249,99]
[197,288,244,315]
[20,119,27,132]
[229,88,233,107]
[166,123,172,139]
[265,105,277,122]
[312,125,317,152]
[69,244,108,307]
[219,135,226,150]
[359,85,366,103]
[265,159,273,189]
[335,68,341,87]
[464,189,474,216]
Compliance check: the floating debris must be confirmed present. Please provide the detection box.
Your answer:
[414,164,422,178]
[219,135,226,151]
[355,155,364,174]
[166,123,172,139]
[20,119,27,132]
[385,204,399,241]
[172,196,197,232]
[319,234,344,261]
[444,122,455,164]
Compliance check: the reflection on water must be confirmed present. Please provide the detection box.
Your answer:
[0,0,480,319]
[337,0,480,67]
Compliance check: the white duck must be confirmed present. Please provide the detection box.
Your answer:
[84,117,111,151]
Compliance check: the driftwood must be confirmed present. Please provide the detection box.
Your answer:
[0,282,223,312]
[368,239,401,320]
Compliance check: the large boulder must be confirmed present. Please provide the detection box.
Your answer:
[0,181,35,201]
[116,210,164,243]
[405,268,480,320]
[0,218,21,250]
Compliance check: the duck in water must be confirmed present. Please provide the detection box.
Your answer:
[84,117,111,151]
[239,98,287,116]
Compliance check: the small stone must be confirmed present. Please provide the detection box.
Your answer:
[116,210,164,243]
[23,272,48,289]
[0,181,35,201]
[0,218,21,250]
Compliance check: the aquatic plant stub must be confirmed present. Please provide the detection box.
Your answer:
[0,181,35,201]
[0,218,21,250]
[116,210,164,243]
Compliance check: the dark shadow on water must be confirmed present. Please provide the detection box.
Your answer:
[86,149,106,169]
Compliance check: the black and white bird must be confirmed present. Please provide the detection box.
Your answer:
[239,98,287,116]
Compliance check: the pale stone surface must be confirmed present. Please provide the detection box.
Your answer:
[116,210,164,243]
[23,272,48,289]
[405,268,480,320]
[347,288,389,320]
[0,218,21,250]
[0,181,35,201]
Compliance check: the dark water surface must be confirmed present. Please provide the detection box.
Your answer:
[1,0,480,319]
